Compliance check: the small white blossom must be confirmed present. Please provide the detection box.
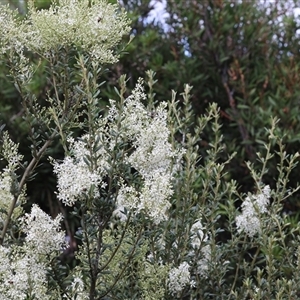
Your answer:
[7,254,49,300]
[235,185,271,237]
[1,132,23,170]
[0,7,33,84]
[54,79,184,222]
[168,262,192,296]
[116,173,172,224]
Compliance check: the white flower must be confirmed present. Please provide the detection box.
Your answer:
[54,78,184,223]
[168,262,191,296]
[8,255,49,300]
[138,173,173,223]
[116,173,172,224]
[0,246,10,280]
[235,185,271,237]
[53,156,101,206]
[0,246,49,300]
[22,204,66,255]
[52,134,109,206]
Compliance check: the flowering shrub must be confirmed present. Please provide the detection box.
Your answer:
[1,0,300,299]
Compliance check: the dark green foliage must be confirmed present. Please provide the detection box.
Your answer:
[102,0,300,204]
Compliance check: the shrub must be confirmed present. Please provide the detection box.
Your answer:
[0,1,300,299]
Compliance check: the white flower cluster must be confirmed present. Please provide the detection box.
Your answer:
[0,7,13,51]
[0,0,129,85]
[113,79,181,224]
[52,135,108,206]
[0,7,24,55]
[0,6,33,85]
[0,205,66,299]
[168,262,193,296]
[21,204,66,255]
[23,0,130,63]
[0,246,49,300]
[235,185,271,237]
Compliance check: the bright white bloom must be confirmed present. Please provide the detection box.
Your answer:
[138,173,173,223]
[0,0,129,88]
[1,132,23,170]
[122,80,176,177]
[0,6,17,54]
[0,6,33,84]
[235,185,271,237]
[55,79,184,222]
[127,112,174,177]
[190,219,207,249]
[7,254,49,300]
[0,171,19,224]
[22,204,66,255]
[168,262,192,296]
[116,185,139,211]
[0,246,10,280]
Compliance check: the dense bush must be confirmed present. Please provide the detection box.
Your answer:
[1,0,300,299]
